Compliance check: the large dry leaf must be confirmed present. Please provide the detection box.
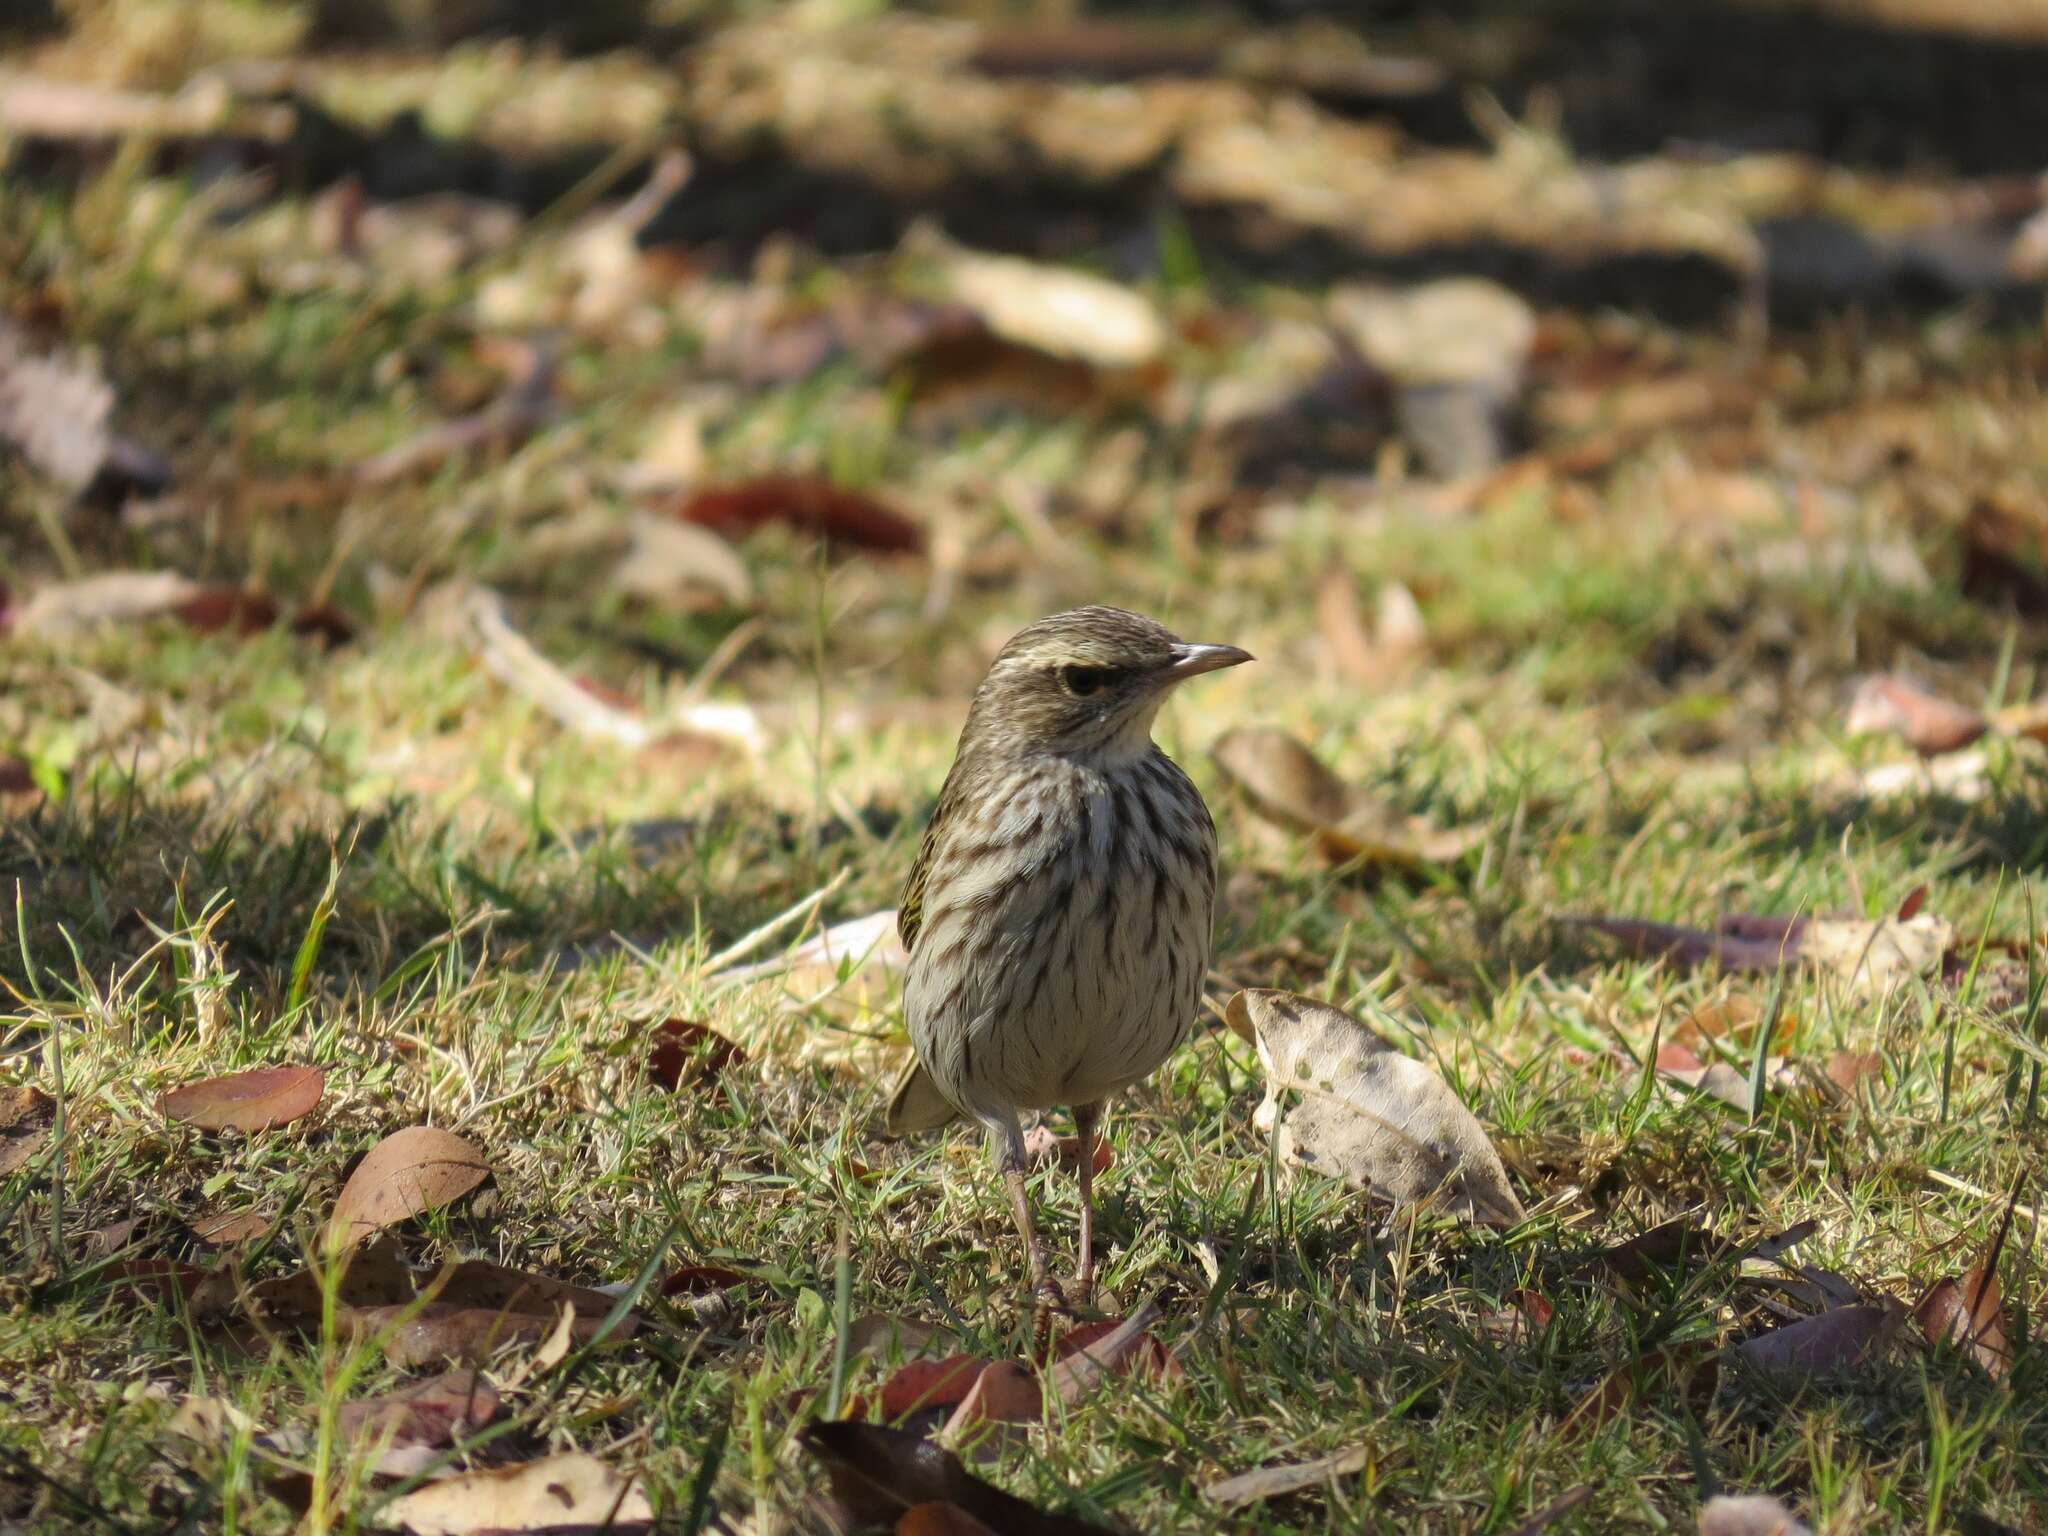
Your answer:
[1914,1267,2014,1379]
[0,1085,56,1176]
[328,1127,491,1249]
[434,1260,640,1326]
[644,1019,747,1092]
[1734,1303,1897,1378]
[1211,729,1484,871]
[159,1066,325,1133]
[1227,989,1523,1227]
[800,1422,1114,1536]
[2,571,202,640]
[679,476,923,554]
[1698,1495,1815,1536]
[375,1451,652,1534]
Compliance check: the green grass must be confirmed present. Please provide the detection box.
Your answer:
[5,21,2048,1536]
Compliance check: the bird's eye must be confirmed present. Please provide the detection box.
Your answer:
[1060,665,1118,697]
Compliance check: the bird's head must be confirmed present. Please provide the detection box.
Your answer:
[964,606,1252,762]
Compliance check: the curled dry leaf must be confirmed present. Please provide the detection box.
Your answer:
[1201,1445,1369,1509]
[1734,1303,1898,1378]
[645,1019,747,1092]
[883,1355,994,1420]
[1022,1125,1114,1177]
[799,1421,1116,1536]
[679,475,923,554]
[434,1260,635,1324]
[1228,989,1523,1227]
[1846,675,1988,756]
[159,1066,325,1133]
[1049,1316,1179,1385]
[1045,1300,1167,1408]
[1698,1494,1815,1536]
[1915,1263,2014,1380]
[0,1085,56,1177]
[327,1126,491,1249]
[1567,910,1950,998]
[941,1361,1043,1443]
[1211,728,1484,871]
[376,1451,652,1535]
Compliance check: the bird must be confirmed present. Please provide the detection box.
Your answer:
[884,605,1251,1302]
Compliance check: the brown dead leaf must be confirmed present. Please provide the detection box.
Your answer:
[1914,1267,2014,1379]
[680,476,923,554]
[245,1234,419,1323]
[1654,1041,1756,1110]
[662,1264,751,1297]
[1022,1125,1114,1177]
[327,1127,491,1249]
[189,1208,275,1248]
[881,1355,993,1420]
[1823,1051,1884,1096]
[898,1504,1002,1536]
[375,1451,651,1534]
[1045,1300,1167,1407]
[645,1019,747,1093]
[941,1360,1043,1444]
[1846,675,1988,756]
[1211,729,1484,872]
[344,1300,634,1369]
[0,754,35,795]
[1229,989,1523,1227]
[800,1421,1115,1536]
[1314,569,1377,682]
[1049,1317,1179,1384]
[433,1260,635,1325]
[1567,910,1950,996]
[337,1368,499,1476]
[1561,1344,1718,1439]
[159,1066,325,1134]
[0,1085,55,1176]
[1735,1303,1898,1378]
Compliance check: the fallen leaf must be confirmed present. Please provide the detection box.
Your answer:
[1823,1051,1884,1096]
[1022,1125,1114,1177]
[327,1127,491,1249]
[1211,729,1484,871]
[1589,1217,1719,1281]
[189,1209,275,1248]
[0,317,169,494]
[940,1360,1043,1442]
[613,514,752,607]
[645,1019,747,1092]
[246,1234,419,1323]
[1044,1300,1169,1410]
[1560,1344,1718,1438]
[375,1451,651,1534]
[1567,910,1950,997]
[337,1369,499,1477]
[799,1421,1115,1536]
[717,909,909,985]
[1200,1445,1369,1508]
[913,230,1165,369]
[0,755,35,794]
[1654,1041,1759,1110]
[679,476,923,554]
[881,1355,993,1420]
[1915,1267,2014,1379]
[1476,1288,1555,1343]
[433,1260,637,1325]
[1048,1318,1178,1383]
[105,1256,207,1305]
[1,571,201,640]
[1846,675,1988,756]
[0,1085,56,1176]
[1314,570,1377,683]
[1735,1303,1897,1378]
[1668,996,1794,1057]
[159,1066,325,1133]
[343,1300,634,1369]
[1698,1494,1815,1536]
[1228,989,1523,1227]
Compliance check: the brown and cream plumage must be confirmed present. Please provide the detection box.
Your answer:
[885,606,1250,1298]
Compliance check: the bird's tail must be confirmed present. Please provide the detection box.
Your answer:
[882,1055,961,1136]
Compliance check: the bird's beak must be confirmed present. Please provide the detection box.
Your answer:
[1163,642,1254,681]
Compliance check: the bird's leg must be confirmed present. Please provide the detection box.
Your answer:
[1071,1100,1104,1300]
[989,1115,1059,1307]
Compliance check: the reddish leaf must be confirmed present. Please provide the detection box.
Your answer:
[1846,674,1988,756]
[1897,885,1929,921]
[189,1208,274,1248]
[0,1085,56,1176]
[174,589,281,636]
[898,1504,1002,1536]
[661,1264,750,1297]
[679,476,923,554]
[104,1256,206,1305]
[328,1126,491,1248]
[1023,1124,1114,1177]
[881,1355,992,1420]
[1477,1288,1554,1342]
[1915,1269,2014,1379]
[1589,1217,1721,1281]
[0,755,34,794]
[941,1360,1043,1436]
[289,602,359,648]
[646,1019,746,1092]
[159,1066,325,1133]
[1824,1051,1884,1095]
[1735,1303,1897,1378]
[433,1259,636,1324]
[1045,1303,1169,1406]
